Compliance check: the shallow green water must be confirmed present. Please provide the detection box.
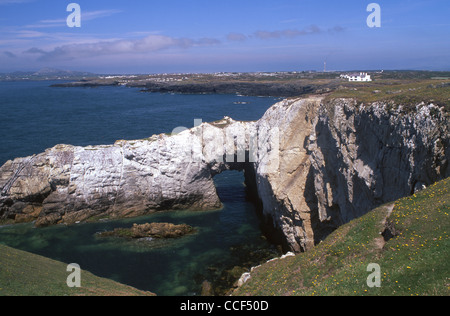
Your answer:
[0,171,279,296]
[0,81,281,295]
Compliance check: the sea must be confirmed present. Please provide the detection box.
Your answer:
[0,80,281,296]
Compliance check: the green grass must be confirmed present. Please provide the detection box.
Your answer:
[234,177,450,296]
[325,79,450,112]
[0,245,155,296]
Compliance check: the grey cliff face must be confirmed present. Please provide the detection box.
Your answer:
[1,97,448,252]
[306,100,449,246]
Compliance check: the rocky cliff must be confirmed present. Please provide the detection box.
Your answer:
[258,98,449,251]
[1,97,448,252]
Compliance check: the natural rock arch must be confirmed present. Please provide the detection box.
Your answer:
[1,97,449,253]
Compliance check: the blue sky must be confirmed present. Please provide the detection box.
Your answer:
[0,0,449,73]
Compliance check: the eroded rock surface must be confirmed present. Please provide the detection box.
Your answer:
[97,222,195,239]
[1,97,448,252]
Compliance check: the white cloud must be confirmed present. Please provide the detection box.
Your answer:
[227,33,247,42]
[40,9,122,24]
[14,30,46,38]
[253,25,321,40]
[3,51,16,58]
[0,0,34,5]
[25,9,122,28]
[25,34,221,61]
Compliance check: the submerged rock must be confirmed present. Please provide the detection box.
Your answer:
[200,280,214,296]
[97,222,195,239]
[1,97,449,253]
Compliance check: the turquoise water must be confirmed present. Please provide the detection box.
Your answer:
[0,81,280,295]
[0,170,278,295]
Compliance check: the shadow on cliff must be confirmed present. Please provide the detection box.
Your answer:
[306,102,450,247]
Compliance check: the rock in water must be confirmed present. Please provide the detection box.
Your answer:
[97,222,195,239]
[200,280,214,296]
[1,97,449,252]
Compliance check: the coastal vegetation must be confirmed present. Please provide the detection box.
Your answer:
[234,178,449,296]
[1,177,447,296]
[0,70,448,296]
[326,80,450,112]
[0,244,154,296]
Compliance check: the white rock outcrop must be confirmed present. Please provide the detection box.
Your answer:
[1,97,448,252]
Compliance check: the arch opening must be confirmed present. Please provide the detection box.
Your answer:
[211,162,286,252]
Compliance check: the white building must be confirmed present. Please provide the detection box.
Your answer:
[340,72,372,82]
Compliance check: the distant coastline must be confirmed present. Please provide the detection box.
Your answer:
[49,71,331,97]
[48,70,450,98]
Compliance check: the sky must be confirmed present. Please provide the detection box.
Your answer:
[0,0,449,73]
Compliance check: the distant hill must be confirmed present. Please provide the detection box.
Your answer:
[0,68,96,81]
[33,67,92,76]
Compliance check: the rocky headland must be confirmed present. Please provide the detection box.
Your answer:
[49,72,338,98]
[1,94,448,252]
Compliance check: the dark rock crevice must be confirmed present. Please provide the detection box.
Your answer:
[0,97,448,254]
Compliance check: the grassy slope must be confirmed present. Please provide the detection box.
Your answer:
[325,79,450,112]
[234,178,450,296]
[0,245,154,296]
